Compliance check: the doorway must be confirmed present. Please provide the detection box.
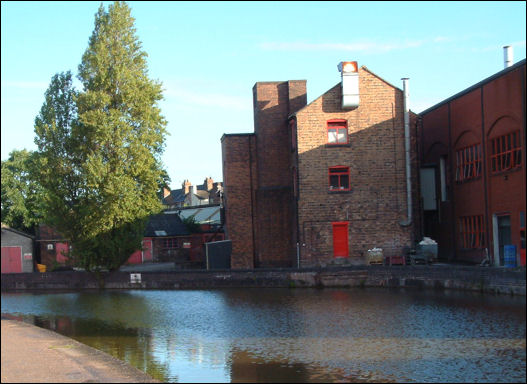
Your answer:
[332,222,349,258]
[493,214,511,266]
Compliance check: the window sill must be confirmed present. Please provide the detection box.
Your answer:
[328,189,352,194]
[455,175,482,184]
[490,166,523,177]
[325,143,351,148]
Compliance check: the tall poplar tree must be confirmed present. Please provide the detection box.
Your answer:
[34,1,167,271]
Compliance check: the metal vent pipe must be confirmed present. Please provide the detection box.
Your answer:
[504,45,513,68]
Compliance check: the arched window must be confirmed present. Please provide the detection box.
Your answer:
[489,130,522,173]
[455,143,481,182]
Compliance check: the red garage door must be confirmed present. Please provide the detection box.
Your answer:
[332,222,349,258]
[1,246,22,274]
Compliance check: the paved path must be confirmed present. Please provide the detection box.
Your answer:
[1,319,159,383]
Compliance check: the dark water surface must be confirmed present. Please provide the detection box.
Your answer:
[1,288,525,383]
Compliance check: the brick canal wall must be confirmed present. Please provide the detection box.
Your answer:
[1,266,525,296]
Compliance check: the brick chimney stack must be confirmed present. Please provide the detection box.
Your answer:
[182,180,192,195]
[204,177,214,191]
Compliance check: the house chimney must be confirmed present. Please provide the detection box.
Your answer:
[338,61,359,109]
[182,180,191,195]
[204,177,213,191]
[503,45,513,68]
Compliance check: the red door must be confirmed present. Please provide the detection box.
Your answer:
[142,239,153,262]
[332,222,349,258]
[56,243,69,263]
[1,246,22,274]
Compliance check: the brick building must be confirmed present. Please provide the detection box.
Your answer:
[222,63,420,268]
[419,55,525,266]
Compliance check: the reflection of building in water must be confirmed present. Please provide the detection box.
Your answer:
[150,332,231,382]
[229,348,311,383]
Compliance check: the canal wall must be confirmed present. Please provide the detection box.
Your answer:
[1,265,525,295]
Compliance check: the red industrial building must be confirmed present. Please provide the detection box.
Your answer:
[222,62,420,268]
[419,54,525,266]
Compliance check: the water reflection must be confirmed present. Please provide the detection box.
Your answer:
[2,288,525,383]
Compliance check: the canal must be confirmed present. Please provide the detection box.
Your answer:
[1,287,525,383]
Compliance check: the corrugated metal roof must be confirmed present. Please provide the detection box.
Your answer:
[175,206,221,225]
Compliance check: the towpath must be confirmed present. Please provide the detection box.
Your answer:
[1,319,159,383]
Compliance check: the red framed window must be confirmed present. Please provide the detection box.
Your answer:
[490,131,522,173]
[327,120,348,145]
[458,215,485,249]
[455,144,481,182]
[329,166,350,191]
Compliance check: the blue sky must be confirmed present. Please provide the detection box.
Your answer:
[1,1,525,189]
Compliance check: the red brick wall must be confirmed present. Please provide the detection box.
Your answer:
[252,81,307,267]
[294,67,415,266]
[222,81,307,268]
[221,134,257,268]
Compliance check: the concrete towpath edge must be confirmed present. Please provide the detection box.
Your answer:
[1,319,161,383]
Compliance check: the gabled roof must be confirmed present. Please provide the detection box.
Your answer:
[194,190,210,200]
[144,213,190,237]
[289,65,404,118]
[162,188,186,205]
[1,225,35,240]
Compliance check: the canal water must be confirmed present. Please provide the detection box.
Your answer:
[1,288,525,383]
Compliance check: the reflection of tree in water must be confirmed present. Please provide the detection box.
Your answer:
[32,314,172,382]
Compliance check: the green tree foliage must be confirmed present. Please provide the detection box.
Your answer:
[33,1,168,271]
[33,71,83,236]
[1,149,43,234]
[182,215,202,233]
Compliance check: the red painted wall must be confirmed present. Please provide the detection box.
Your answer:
[420,61,526,264]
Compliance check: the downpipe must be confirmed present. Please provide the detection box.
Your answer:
[400,78,412,227]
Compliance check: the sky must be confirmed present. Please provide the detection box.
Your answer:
[1,1,526,190]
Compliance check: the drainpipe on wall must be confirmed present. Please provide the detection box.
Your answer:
[400,78,412,227]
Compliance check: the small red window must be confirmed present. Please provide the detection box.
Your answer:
[327,120,348,144]
[455,144,481,182]
[329,166,350,191]
[490,131,522,173]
